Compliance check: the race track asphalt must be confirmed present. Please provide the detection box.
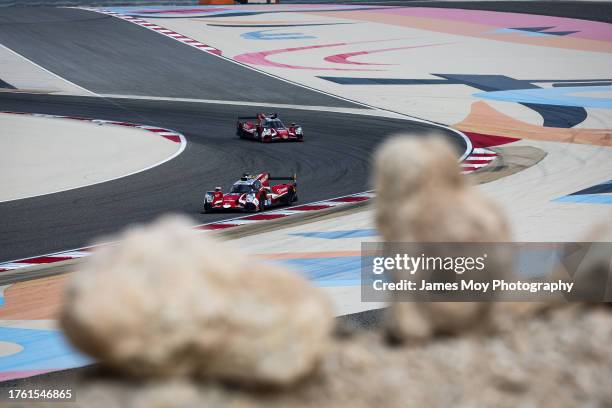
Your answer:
[0,92,466,262]
[285,1,612,24]
[0,7,469,262]
[0,8,357,106]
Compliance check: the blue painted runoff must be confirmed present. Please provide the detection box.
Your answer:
[290,229,378,240]
[0,327,90,372]
[554,194,612,204]
[474,86,612,109]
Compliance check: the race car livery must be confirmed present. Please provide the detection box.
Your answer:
[202,172,298,213]
[236,113,304,142]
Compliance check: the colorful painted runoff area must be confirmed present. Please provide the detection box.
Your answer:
[0,227,378,381]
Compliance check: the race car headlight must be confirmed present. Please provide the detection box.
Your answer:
[263,128,271,136]
[205,193,214,202]
[295,127,302,134]
[245,193,257,202]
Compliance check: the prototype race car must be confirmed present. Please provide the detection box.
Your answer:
[202,172,298,213]
[236,113,303,142]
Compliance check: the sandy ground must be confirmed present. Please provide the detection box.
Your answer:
[0,113,182,202]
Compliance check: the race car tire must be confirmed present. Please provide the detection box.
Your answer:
[202,203,212,214]
[259,132,271,143]
[238,127,249,139]
[259,194,266,212]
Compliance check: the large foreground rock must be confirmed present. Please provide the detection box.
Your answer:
[60,216,334,386]
[14,305,612,408]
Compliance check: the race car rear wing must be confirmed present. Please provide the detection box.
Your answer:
[269,174,297,182]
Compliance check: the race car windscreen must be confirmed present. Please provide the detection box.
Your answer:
[230,184,256,194]
[264,119,285,129]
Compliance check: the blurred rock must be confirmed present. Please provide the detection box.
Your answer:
[132,381,200,408]
[20,305,612,408]
[373,135,511,343]
[490,302,553,333]
[567,221,612,302]
[60,216,333,386]
[374,135,510,243]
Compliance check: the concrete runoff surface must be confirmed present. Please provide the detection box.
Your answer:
[0,44,91,95]
[478,139,612,241]
[151,5,612,127]
[0,113,182,202]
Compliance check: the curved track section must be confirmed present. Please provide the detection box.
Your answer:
[0,92,466,262]
[0,7,471,263]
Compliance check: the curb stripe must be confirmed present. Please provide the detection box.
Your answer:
[80,8,222,56]
[461,146,498,174]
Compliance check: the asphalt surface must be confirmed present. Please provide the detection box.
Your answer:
[401,2,612,24]
[0,92,465,262]
[0,6,469,261]
[284,0,612,23]
[0,8,356,106]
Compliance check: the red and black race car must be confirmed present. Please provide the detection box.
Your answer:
[236,113,303,142]
[202,172,298,213]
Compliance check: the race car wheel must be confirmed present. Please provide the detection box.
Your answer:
[259,194,266,212]
[259,132,271,143]
[202,203,212,214]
